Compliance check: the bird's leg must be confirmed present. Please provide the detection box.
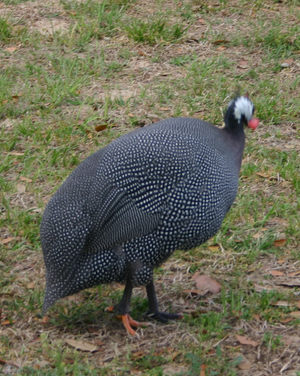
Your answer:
[146,280,183,323]
[114,278,143,336]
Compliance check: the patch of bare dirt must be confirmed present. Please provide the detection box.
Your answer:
[247,255,300,294]
[256,123,300,152]
[33,18,69,35]
[224,322,300,375]
[0,0,69,35]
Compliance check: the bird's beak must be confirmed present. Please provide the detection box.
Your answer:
[248,118,259,130]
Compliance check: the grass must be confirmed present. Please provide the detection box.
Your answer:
[124,18,186,45]
[0,18,12,42]
[0,0,300,375]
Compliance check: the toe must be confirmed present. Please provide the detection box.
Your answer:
[147,311,183,322]
[127,315,143,328]
[121,314,137,336]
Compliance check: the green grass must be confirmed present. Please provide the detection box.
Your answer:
[0,17,12,42]
[58,0,134,49]
[1,0,300,374]
[124,18,186,45]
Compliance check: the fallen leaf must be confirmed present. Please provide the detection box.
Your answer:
[65,339,99,352]
[277,258,286,265]
[280,59,293,68]
[212,39,229,45]
[272,300,290,307]
[16,184,26,193]
[94,124,108,132]
[159,107,169,111]
[192,274,221,295]
[235,335,259,347]
[252,228,268,239]
[280,62,290,68]
[270,270,284,276]
[0,358,18,368]
[1,237,14,245]
[200,364,206,376]
[131,350,145,360]
[94,339,104,347]
[198,18,206,24]
[238,59,248,69]
[277,279,300,287]
[273,238,286,247]
[5,46,18,53]
[290,311,300,319]
[237,356,251,370]
[41,316,49,324]
[216,45,227,51]
[20,176,32,183]
[280,317,293,323]
[256,172,271,178]
[1,320,14,326]
[288,270,300,277]
[12,95,20,102]
[183,289,205,297]
[208,244,220,252]
[296,301,300,309]
[26,282,35,289]
[8,152,24,156]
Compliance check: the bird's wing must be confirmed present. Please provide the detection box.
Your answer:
[84,127,200,251]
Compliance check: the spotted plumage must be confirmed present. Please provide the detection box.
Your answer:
[41,96,258,333]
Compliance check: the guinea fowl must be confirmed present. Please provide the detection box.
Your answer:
[41,95,259,335]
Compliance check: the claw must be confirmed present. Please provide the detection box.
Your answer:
[120,314,142,336]
[107,306,142,336]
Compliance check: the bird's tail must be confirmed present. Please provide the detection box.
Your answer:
[42,247,127,315]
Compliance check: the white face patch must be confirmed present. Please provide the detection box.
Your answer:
[234,97,253,122]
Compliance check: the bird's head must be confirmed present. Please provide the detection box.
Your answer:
[224,95,259,131]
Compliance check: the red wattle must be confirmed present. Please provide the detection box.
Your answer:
[248,118,259,130]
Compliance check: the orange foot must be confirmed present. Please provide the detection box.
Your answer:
[120,314,142,336]
[106,306,143,336]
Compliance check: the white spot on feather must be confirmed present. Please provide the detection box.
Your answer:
[234,97,253,122]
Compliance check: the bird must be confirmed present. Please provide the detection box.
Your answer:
[41,95,259,335]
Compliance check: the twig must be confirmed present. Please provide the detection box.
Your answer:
[213,335,229,348]
[280,351,297,374]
